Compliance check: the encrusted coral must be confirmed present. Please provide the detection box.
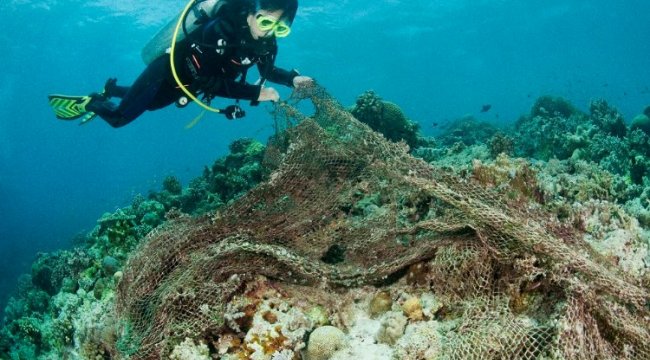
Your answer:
[163,175,183,195]
[218,277,315,360]
[471,154,544,205]
[204,138,268,205]
[350,90,421,150]
[589,99,627,137]
[488,132,515,158]
[306,326,348,360]
[394,321,442,360]
[631,114,650,135]
[515,96,586,160]
[437,115,499,148]
[170,338,210,360]
[515,96,649,187]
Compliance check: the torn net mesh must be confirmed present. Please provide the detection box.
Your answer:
[113,87,649,359]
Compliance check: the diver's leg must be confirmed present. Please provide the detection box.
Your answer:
[89,56,175,128]
[103,78,130,99]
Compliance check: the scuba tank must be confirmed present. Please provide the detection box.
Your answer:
[141,0,225,65]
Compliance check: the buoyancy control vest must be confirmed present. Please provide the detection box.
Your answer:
[141,0,240,64]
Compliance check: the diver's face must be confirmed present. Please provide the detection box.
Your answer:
[248,9,285,39]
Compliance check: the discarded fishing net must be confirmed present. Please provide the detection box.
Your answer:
[114,86,649,359]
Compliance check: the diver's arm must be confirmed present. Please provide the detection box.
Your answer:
[208,79,279,102]
[264,66,300,87]
[210,79,262,101]
[258,51,313,89]
[257,47,300,87]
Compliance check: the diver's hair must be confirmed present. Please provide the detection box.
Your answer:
[256,0,298,24]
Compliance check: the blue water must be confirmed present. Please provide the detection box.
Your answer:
[1,0,649,309]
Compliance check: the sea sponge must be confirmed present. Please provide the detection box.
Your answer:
[305,326,348,360]
[368,291,392,318]
[376,311,407,345]
[402,297,424,321]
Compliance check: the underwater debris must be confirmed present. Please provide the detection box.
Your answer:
[3,87,650,360]
[107,86,649,359]
[0,136,272,359]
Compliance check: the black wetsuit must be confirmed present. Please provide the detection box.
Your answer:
[89,2,298,128]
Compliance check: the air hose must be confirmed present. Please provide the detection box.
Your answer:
[170,0,223,113]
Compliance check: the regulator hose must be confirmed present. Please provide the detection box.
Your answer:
[170,0,223,113]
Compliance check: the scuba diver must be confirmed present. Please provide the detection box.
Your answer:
[48,0,313,126]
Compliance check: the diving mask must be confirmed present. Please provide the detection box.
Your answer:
[255,14,291,38]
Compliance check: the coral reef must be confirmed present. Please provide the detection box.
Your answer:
[169,338,210,360]
[488,132,515,157]
[2,89,649,360]
[0,137,268,359]
[349,90,421,150]
[376,311,407,345]
[436,115,499,148]
[530,95,576,119]
[631,114,650,135]
[394,321,441,359]
[305,326,347,360]
[514,96,650,185]
[514,96,587,160]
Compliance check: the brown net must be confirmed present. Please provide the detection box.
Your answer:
[114,87,649,359]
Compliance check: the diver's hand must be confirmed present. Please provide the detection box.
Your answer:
[258,87,280,102]
[293,76,314,89]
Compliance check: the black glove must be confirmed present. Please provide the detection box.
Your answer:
[223,105,245,120]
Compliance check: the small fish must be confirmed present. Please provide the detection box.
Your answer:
[480,104,492,113]
[432,119,451,129]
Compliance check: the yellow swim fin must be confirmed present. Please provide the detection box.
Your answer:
[47,94,97,124]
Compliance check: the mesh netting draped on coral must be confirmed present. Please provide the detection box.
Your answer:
[114,86,649,359]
